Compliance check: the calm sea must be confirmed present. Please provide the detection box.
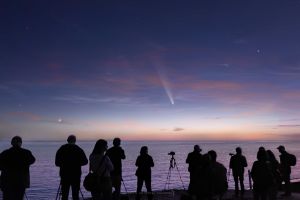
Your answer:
[0,140,299,199]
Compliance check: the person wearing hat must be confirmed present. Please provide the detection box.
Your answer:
[277,145,292,196]
[55,135,88,200]
[186,145,203,196]
[0,136,36,200]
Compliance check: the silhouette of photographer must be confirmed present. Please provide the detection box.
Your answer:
[0,136,35,200]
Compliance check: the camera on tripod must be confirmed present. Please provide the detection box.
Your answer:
[168,151,175,156]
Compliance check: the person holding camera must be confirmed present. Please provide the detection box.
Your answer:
[135,146,154,200]
[229,147,248,197]
[186,145,202,196]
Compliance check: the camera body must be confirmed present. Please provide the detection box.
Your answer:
[168,151,175,156]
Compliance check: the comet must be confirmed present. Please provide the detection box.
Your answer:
[156,67,175,105]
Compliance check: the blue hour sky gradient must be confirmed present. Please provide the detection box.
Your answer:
[1,0,300,140]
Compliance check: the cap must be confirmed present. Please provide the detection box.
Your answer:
[277,145,285,150]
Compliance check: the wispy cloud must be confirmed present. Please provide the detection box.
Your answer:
[173,127,184,132]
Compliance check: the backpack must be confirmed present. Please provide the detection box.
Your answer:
[288,153,297,166]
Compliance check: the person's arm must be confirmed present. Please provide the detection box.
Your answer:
[121,148,126,160]
[135,156,140,167]
[80,148,88,166]
[229,157,233,169]
[150,156,154,167]
[27,150,36,165]
[106,156,114,172]
[55,147,62,167]
[243,156,248,167]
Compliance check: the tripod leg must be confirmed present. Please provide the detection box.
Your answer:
[79,188,85,200]
[55,184,61,200]
[164,167,172,190]
[174,163,185,190]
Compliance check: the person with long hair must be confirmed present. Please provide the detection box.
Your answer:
[135,146,154,200]
[89,139,114,200]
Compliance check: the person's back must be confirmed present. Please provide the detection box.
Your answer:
[106,138,126,200]
[278,145,292,196]
[229,147,247,196]
[251,149,274,200]
[186,145,202,196]
[135,146,154,200]
[106,138,126,176]
[0,136,35,200]
[55,135,88,200]
[55,143,88,178]
[208,150,228,198]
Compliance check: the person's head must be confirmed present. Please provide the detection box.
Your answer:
[92,139,108,155]
[67,135,76,144]
[277,145,285,154]
[140,146,148,155]
[266,150,276,162]
[259,146,265,151]
[257,149,267,162]
[113,138,121,147]
[208,150,217,162]
[11,136,22,147]
[236,147,242,155]
[194,145,201,153]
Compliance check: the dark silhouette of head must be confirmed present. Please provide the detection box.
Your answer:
[67,135,76,144]
[259,146,265,151]
[208,150,217,162]
[277,145,285,153]
[113,137,121,147]
[140,146,148,155]
[266,150,277,162]
[236,147,242,155]
[257,149,267,161]
[194,145,201,153]
[11,136,22,147]
[92,139,108,154]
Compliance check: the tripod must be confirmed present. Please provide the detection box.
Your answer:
[164,154,185,190]
[55,184,85,200]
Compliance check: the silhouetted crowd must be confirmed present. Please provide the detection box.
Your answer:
[0,135,297,200]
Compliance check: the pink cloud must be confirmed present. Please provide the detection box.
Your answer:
[7,112,42,121]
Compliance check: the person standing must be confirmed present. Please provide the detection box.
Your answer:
[0,136,35,200]
[135,146,154,200]
[251,149,274,200]
[89,139,114,200]
[106,138,126,200]
[55,135,88,200]
[277,145,292,196]
[186,145,202,196]
[229,147,248,196]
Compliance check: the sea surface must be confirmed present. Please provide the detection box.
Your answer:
[0,140,299,199]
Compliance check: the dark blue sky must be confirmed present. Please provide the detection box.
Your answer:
[1,1,300,140]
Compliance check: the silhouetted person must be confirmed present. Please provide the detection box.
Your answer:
[135,146,154,200]
[277,145,292,196]
[106,138,126,200]
[186,145,202,196]
[90,139,114,200]
[55,135,88,200]
[208,150,228,200]
[0,136,35,200]
[251,149,274,200]
[229,147,247,196]
[266,150,280,200]
[196,153,212,199]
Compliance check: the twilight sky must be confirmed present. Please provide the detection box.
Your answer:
[1,0,300,140]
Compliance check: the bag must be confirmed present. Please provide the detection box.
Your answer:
[288,153,297,166]
[83,172,98,192]
[84,155,106,192]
